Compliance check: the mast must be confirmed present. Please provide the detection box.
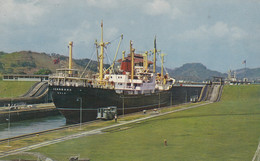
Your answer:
[99,21,104,81]
[68,41,73,74]
[161,53,165,78]
[95,39,99,72]
[98,21,109,82]
[130,40,134,81]
[143,51,148,71]
[122,51,125,61]
[153,36,157,73]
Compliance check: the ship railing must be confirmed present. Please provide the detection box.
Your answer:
[90,80,115,89]
[91,84,114,89]
[50,78,115,89]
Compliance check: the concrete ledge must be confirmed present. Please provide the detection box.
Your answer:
[0,105,60,123]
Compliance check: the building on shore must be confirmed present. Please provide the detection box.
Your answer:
[3,74,49,81]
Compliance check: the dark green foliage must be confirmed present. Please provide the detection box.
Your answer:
[0,62,4,74]
[17,70,26,74]
[11,61,36,68]
[0,51,7,56]
[235,68,260,80]
[51,53,67,61]
[20,61,36,68]
[75,58,110,72]
[34,68,52,75]
[10,63,17,67]
[74,58,91,67]
[4,68,13,74]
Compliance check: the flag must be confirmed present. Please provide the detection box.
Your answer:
[242,60,246,64]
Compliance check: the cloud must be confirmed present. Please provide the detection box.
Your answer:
[211,22,229,38]
[60,20,119,50]
[178,21,247,42]
[0,0,258,72]
[0,0,44,25]
[86,0,119,9]
[62,21,92,44]
[230,27,247,41]
[105,27,119,40]
[143,0,182,19]
[144,0,171,15]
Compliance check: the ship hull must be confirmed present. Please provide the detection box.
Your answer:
[50,86,172,124]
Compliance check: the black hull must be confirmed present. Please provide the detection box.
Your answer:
[49,86,202,124]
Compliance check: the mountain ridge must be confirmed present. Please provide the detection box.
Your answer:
[0,51,259,81]
[166,63,227,82]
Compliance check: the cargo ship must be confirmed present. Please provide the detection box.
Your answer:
[48,22,201,124]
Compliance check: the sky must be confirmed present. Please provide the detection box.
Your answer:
[0,0,259,72]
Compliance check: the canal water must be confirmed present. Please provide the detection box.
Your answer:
[0,115,66,140]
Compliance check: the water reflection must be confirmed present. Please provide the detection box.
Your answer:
[0,115,66,139]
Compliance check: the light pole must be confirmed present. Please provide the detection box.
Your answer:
[170,92,173,106]
[158,92,161,108]
[6,103,11,147]
[123,96,125,116]
[185,90,187,103]
[77,97,82,130]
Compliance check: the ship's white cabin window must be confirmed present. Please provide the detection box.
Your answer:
[118,76,122,79]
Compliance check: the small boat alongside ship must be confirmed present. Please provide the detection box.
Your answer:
[48,22,202,124]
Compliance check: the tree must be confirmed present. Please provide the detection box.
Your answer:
[34,68,52,75]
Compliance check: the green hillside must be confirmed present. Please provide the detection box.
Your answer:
[0,80,36,98]
[0,51,107,78]
[235,68,260,80]
[0,51,84,75]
